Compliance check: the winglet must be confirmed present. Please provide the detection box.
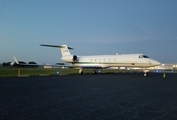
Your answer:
[13,55,19,64]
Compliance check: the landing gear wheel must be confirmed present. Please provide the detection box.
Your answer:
[92,70,97,74]
[79,69,84,74]
[143,69,149,77]
[144,73,148,77]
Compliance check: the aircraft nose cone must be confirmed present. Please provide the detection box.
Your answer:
[151,60,161,66]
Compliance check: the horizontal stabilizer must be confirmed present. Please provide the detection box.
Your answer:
[40,44,73,50]
[40,44,73,57]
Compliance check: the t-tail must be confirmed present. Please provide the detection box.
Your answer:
[40,44,73,57]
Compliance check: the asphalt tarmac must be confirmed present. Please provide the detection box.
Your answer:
[0,73,177,120]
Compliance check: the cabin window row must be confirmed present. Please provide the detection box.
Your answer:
[90,59,117,62]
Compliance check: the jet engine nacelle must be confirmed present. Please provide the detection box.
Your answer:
[72,55,79,63]
[61,55,79,63]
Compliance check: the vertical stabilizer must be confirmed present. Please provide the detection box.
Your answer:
[40,44,73,57]
[13,55,19,64]
[60,45,71,56]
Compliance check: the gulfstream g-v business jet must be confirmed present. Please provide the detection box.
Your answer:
[40,44,161,75]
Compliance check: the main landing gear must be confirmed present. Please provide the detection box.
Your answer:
[79,69,99,74]
[79,69,84,74]
[92,70,97,74]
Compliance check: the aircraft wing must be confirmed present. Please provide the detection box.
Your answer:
[66,64,106,69]
[48,64,103,69]
[12,55,105,69]
[13,63,103,69]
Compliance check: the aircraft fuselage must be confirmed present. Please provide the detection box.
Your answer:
[62,54,160,68]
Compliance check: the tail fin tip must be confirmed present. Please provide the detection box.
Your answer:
[13,55,19,64]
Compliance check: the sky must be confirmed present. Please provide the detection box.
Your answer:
[0,0,177,64]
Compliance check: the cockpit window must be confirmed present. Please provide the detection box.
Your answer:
[139,55,149,58]
[143,55,149,58]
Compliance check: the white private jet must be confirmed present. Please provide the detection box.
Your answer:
[40,44,161,76]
